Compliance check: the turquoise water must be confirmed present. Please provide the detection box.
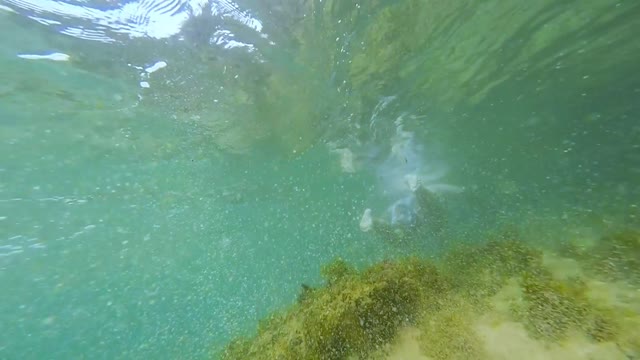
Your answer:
[1,0,639,359]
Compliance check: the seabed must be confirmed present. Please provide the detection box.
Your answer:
[217,226,640,360]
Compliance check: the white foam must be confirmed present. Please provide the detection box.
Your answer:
[404,174,420,191]
[17,52,70,61]
[144,61,167,74]
[359,208,373,232]
[334,148,356,173]
[0,4,16,12]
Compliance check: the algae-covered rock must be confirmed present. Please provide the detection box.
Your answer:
[591,229,640,283]
[515,270,619,343]
[220,257,445,360]
[219,230,638,359]
[442,231,544,303]
[320,257,356,286]
[518,271,588,341]
[419,298,486,360]
[560,229,640,284]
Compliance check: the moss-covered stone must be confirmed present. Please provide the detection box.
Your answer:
[218,230,636,359]
[518,271,588,341]
[591,229,640,283]
[515,270,619,343]
[296,283,316,304]
[419,298,486,360]
[442,231,544,304]
[320,257,356,286]
[219,257,445,360]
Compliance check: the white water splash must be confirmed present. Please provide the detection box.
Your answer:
[341,97,463,229]
[17,52,70,61]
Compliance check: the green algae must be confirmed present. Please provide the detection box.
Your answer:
[560,229,640,284]
[419,298,487,360]
[514,270,620,343]
[218,229,639,359]
[591,229,640,283]
[220,257,444,360]
[320,257,357,286]
[441,231,544,305]
[519,271,589,341]
[218,234,539,360]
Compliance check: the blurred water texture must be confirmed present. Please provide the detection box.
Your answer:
[0,0,639,358]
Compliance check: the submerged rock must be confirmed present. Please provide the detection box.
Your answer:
[217,229,640,360]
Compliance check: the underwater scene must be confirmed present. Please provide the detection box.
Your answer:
[0,0,639,359]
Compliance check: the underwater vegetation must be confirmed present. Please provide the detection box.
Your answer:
[220,257,445,360]
[514,270,618,343]
[562,229,640,284]
[439,229,544,307]
[217,229,640,360]
[417,297,486,360]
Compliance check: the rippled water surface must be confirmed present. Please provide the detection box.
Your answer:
[1,0,639,358]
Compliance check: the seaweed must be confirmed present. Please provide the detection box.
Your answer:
[219,257,445,360]
[218,230,636,359]
[517,271,588,341]
[516,270,619,342]
[441,230,544,304]
[591,229,640,283]
[296,283,316,304]
[320,257,356,286]
[419,298,486,360]
[560,229,640,284]
[370,220,413,244]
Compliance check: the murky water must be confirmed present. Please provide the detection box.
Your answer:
[1,0,639,359]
